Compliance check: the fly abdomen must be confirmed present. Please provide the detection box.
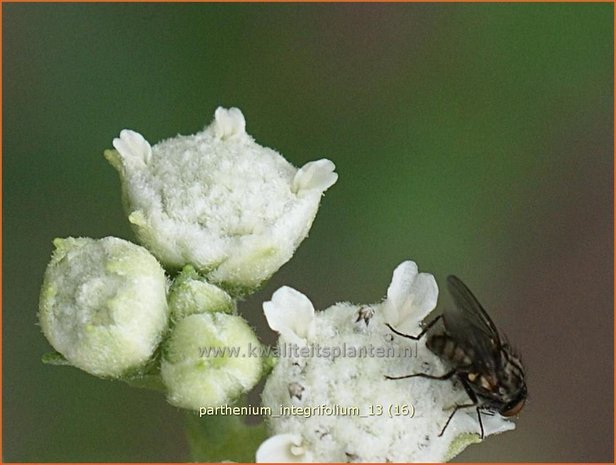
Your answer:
[427,334,472,366]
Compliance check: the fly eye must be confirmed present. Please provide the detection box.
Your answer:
[501,398,525,417]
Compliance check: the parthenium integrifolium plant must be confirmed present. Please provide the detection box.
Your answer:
[38,107,515,462]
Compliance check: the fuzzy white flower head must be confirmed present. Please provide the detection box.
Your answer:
[38,237,168,378]
[105,107,337,292]
[259,261,515,462]
[161,312,263,411]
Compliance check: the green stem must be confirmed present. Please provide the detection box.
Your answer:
[185,408,268,462]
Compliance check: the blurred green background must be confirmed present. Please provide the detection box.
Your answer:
[3,3,613,462]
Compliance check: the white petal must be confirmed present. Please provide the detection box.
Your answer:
[409,273,439,318]
[482,414,516,436]
[387,261,419,310]
[292,159,338,193]
[213,106,246,140]
[263,286,315,345]
[256,434,313,463]
[383,261,438,333]
[112,129,152,165]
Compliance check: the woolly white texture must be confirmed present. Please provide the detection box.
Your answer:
[259,261,515,463]
[38,237,168,378]
[105,107,337,289]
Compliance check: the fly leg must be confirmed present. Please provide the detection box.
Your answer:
[385,314,442,341]
[449,376,484,439]
[387,369,486,439]
[385,368,457,381]
[384,315,445,380]
[438,402,479,438]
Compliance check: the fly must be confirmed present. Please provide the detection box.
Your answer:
[385,275,527,438]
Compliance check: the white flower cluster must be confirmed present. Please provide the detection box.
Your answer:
[39,107,335,410]
[258,261,515,462]
[38,107,520,462]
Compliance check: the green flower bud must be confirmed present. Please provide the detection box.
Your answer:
[161,312,262,411]
[168,266,235,322]
[38,237,168,378]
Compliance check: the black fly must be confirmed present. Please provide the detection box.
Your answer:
[385,275,527,438]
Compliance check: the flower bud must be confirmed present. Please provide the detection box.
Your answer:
[161,312,263,411]
[105,107,337,292]
[38,237,168,378]
[168,266,235,322]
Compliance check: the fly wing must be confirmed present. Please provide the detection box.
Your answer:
[444,275,501,370]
